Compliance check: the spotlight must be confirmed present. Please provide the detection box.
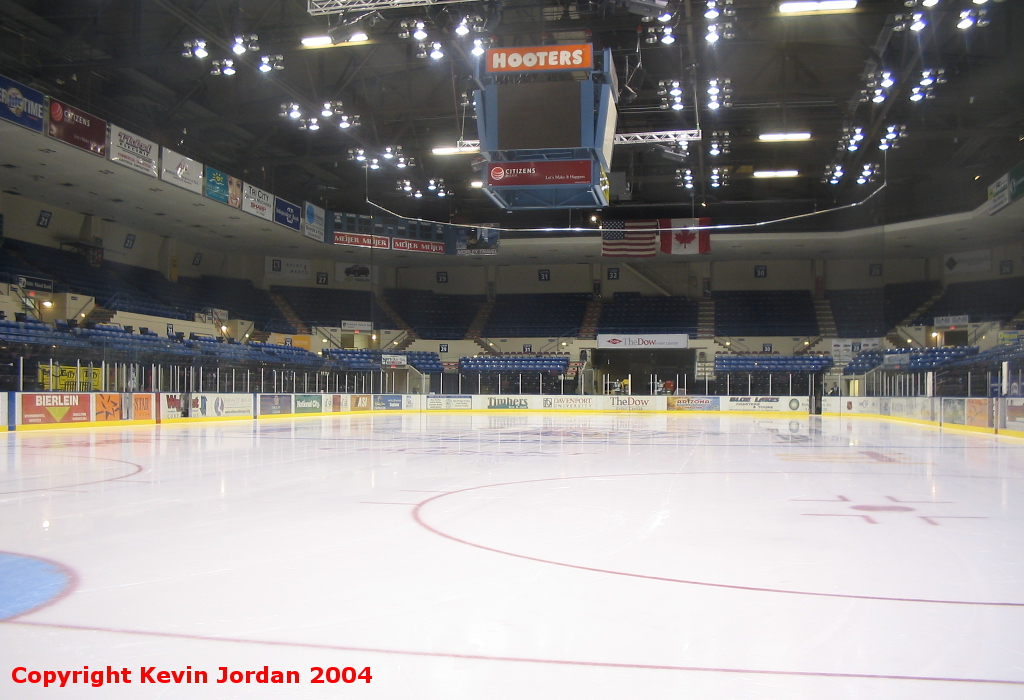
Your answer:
[413,190,423,198]
[368,158,380,170]
[286,103,301,119]
[909,12,926,31]
[704,1,720,19]
[413,21,428,41]
[430,42,444,59]
[660,27,675,44]
[705,25,720,43]
[455,18,470,36]
[471,38,486,56]
[349,31,369,42]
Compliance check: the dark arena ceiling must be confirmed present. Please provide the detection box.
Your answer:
[0,0,1022,233]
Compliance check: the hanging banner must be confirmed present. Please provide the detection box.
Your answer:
[487,160,593,186]
[943,249,991,275]
[335,262,371,282]
[0,74,46,132]
[265,257,311,278]
[274,197,301,231]
[243,183,273,220]
[205,166,242,207]
[341,320,373,331]
[108,125,158,177]
[597,334,690,349]
[333,232,390,249]
[47,98,107,156]
[160,146,203,193]
[456,227,500,255]
[392,238,445,254]
[37,364,102,391]
[303,202,326,242]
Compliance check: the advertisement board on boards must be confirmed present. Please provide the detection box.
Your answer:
[425,395,474,410]
[541,396,601,410]
[667,396,720,411]
[259,394,292,415]
[294,395,324,413]
[21,393,92,424]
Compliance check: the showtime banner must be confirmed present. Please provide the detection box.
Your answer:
[333,232,390,249]
[597,334,690,349]
[392,238,445,254]
[205,167,242,207]
[659,219,710,255]
[487,160,593,187]
[0,74,46,132]
[486,44,592,73]
[21,393,92,425]
[274,197,301,231]
[47,99,106,156]
[109,125,158,177]
[160,147,203,194]
[303,202,326,242]
[243,183,273,220]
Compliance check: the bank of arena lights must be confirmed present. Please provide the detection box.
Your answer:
[298,117,320,131]
[704,0,735,19]
[893,12,926,31]
[957,8,990,29]
[705,21,734,43]
[863,69,894,103]
[708,131,731,156]
[710,167,729,188]
[644,25,676,44]
[259,55,283,72]
[856,163,878,185]
[658,80,685,110]
[842,126,865,151]
[210,59,235,76]
[182,40,208,58]
[878,124,906,150]
[231,34,259,55]
[398,19,429,41]
[471,38,487,56]
[676,168,695,189]
[706,78,732,110]
[429,42,445,60]
[824,163,844,185]
[351,147,413,169]
[910,68,944,101]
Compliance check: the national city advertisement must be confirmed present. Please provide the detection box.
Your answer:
[294,395,324,413]
[21,393,92,425]
[0,74,46,132]
[109,125,158,177]
[47,98,107,156]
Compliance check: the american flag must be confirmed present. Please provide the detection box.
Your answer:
[601,220,661,257]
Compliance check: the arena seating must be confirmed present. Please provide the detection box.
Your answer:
[911,277,1024,325]
[713,290,818,337]
[460,354,570,373]
[272,286,377,327]
[843,350,884,374]
[178,276,295,333]
[827,289,886,337]
[483,294,590,338]
[597,293,700,336]
[714,353,833,373]
[384,290,483,339]
[324,348,445,373]
[904,346,979,370]
[883,280,940,330]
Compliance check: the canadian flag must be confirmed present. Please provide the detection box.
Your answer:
[659,218,711,255]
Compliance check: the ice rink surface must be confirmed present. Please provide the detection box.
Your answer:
[1,412,1022,699]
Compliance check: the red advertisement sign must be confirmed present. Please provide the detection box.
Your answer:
[391,238,445,254]
[333,232,391,249]
[47,99,107,156]
[487,44,592,73]
[487,160,593,187]
[22,393,92,424]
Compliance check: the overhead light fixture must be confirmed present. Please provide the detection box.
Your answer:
[455,18,471,36]
[430,42,444,59]
[182,40,208,58]
[413,190,423,198]
[660,27,675,44]
[282,103,302,119]
[909,12,926,31]
[301,35,333,47]
[349,31,369,42]
[753,170,799,178]
[259,55,283,72]
[471,39,485,56]
[470,180,483,188]
[705,25,720,43]
[413,21,428,41]
[210,59,235,76]
[825,163,844,185]
[658,11,674,21]
[432,143,480,155]
[232,34,258,55]
[758,132,811,141]
[778,1,857,13]
[704,1,720,19]
[957,10,975,28]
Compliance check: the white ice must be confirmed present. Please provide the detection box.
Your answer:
[1,413,1023,699]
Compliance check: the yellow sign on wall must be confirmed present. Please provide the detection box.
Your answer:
[38,365,102,391]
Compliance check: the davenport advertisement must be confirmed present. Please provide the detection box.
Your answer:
[425,395,473,410]
[541,396,600,410]
[22,393,92,425]
[667,396,720,411]
[47,99,107,156]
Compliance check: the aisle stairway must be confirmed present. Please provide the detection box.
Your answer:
[463,301,494,340]
[268,291,310,334]
[697,299,716,339]
[577,297,603,340]
[813,299,837,337]
[899,289,944,327]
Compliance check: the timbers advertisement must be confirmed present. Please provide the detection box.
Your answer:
[22,393,92,424]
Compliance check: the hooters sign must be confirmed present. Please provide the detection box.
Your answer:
[487,160,593,187]
[486,44,592,73]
